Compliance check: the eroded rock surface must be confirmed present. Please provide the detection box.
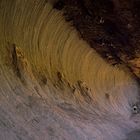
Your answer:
[0,0,140,140]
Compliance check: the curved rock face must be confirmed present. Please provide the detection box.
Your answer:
[0,0,140,140]
[54,0,140,80]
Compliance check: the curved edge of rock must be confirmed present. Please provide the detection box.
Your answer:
[0,0,140,140]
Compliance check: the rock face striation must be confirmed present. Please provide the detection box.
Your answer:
[0,0,139,140]
[54,0,140,81]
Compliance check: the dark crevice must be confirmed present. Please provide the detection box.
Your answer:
[53,0,65,10]
[11,44,22,79]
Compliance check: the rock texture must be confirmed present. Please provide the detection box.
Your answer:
[0,0,140,140]
[54,0,140,80]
